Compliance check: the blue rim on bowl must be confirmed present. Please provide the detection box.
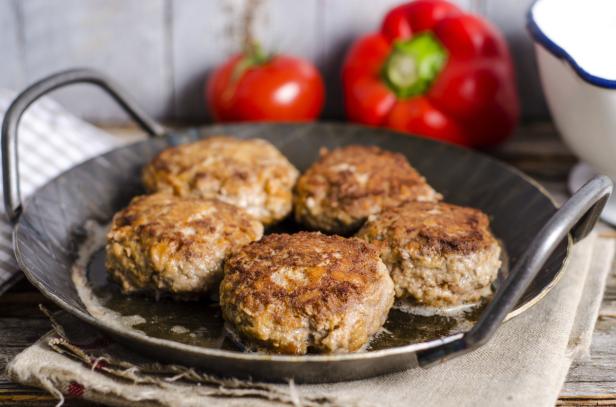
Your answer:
[527,0,616,89]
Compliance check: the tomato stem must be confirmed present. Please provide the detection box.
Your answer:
[382,33,447,99]
[245,41,270,65]
[230,42,271,86]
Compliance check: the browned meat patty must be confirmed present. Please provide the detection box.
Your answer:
[142,136,299,225]
[106,193,263,299]
[219,232,395,354]
[356,201,501,307]
[294,145,441,235]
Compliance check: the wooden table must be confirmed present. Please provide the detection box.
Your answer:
[0,123,614,406]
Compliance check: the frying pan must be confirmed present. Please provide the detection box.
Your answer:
[2,69,612,383]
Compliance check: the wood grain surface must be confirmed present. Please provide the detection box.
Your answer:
[0,123,614,406]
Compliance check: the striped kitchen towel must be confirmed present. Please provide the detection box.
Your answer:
[0,90,138,295]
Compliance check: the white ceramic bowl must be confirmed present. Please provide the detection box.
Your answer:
[529,0,616,223]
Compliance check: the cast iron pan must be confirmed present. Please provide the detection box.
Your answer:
[2,69,612,383]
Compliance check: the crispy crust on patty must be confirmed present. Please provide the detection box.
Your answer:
[359,201,497,256]
[294,145,441,234]
[220,232,394,354]
[106,193,263,299]
[142,136,299,225]
[356,201,501,306]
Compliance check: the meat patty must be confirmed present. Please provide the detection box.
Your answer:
[219,232,395,354]
[142,136,299,225]
[356,201,501,307]
[106,193,263,299]
[294,145,441,235]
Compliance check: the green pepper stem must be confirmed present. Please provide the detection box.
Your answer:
[382,33,448,99]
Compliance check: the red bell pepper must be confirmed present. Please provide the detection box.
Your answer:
[342,0,519,147]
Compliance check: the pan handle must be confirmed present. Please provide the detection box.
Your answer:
[2,68,166,223]
[417,175,613,367]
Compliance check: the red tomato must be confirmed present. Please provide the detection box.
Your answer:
[207,53,325,122]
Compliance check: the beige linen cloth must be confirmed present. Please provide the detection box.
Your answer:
[7,230,615,407]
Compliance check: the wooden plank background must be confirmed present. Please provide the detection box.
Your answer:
[0,0,549,123]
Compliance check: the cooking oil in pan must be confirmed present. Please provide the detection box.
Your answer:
[74,221,508,353]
